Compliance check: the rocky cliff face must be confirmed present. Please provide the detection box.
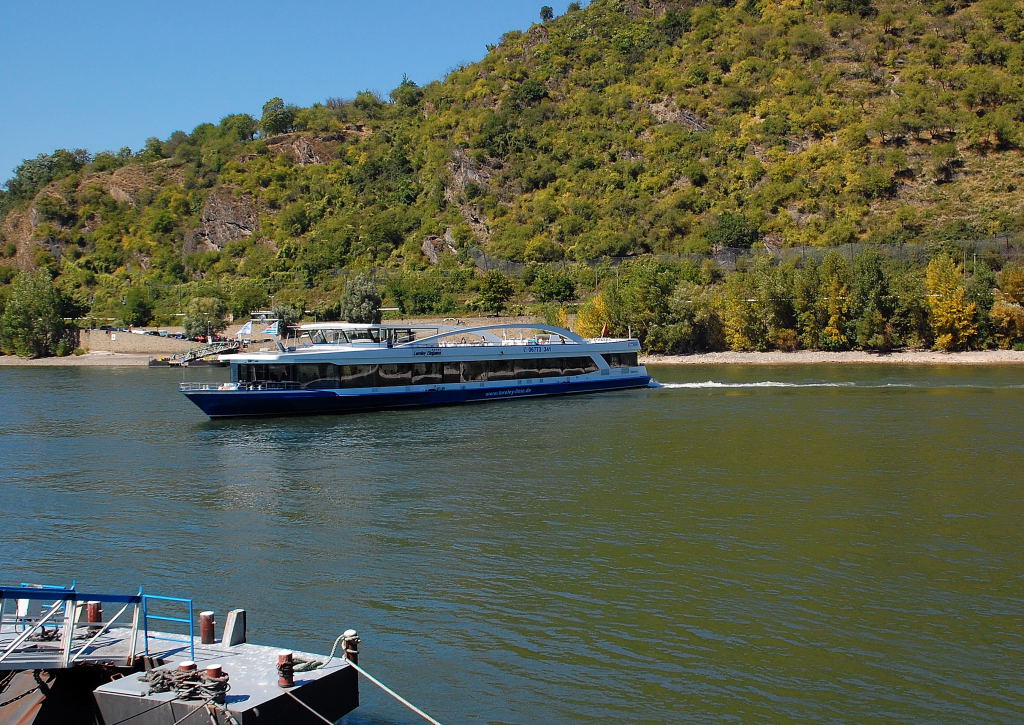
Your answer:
[0,163,188,269]
[184,188,259,253]
[264,131,357,166]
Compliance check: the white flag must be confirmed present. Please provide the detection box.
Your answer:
[262,321,279,335]
[238,320,253,335]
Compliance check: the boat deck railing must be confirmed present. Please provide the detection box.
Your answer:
[0,584,195,669]
[180,381,301,392]
[141,594,195,661]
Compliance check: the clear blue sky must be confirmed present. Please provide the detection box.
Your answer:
[0,1,581,185]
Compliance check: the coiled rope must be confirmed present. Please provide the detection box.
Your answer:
[140,668,230,704]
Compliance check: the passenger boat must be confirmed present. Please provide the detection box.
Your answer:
[180,322,651,418]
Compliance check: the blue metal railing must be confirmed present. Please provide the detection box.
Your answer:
[12,582,75,631]
[142,594,195,662]
[0,585,144,669]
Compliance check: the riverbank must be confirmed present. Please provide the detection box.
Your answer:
[0,352,154,366]
[3,349,1023,367]
[643,349,1024,365]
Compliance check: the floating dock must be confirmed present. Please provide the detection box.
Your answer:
[0,584,358,724]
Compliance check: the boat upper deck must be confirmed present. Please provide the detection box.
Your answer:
[223,322,640,362]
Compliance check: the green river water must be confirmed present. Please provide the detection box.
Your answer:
[1,363,1022,723]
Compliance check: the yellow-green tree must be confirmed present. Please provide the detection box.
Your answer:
[818,252,851,351]
[925,255,976,351]
[574,292,609,338]
[991,265,1024,348]
[722,272,765,351]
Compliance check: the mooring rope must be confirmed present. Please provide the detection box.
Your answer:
[345,659,445,725]
[283,689,336,724]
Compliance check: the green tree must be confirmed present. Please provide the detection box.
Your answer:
[389,75,424,107]
[475,271,515,314]
[270,304,303,337]
[850,251,893,350]
[792,261,823,350]
[965,260,996,348]
[230,280,268,320]
[183,297,228,340]
[0,270,69,357]
[925,255,977,351]
[540,5,554,22]
[122,286,154,327]
[648,281,725,353]
[260,97,297,136]
[604,260,676,343]
[219,113,258,141]
[818,252,851,351]
[706,213,760,249]
[530,267,576,302]
[824,0,875,16]
[338,272,382,323]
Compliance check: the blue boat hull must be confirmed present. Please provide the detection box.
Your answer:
[183,376,652,418]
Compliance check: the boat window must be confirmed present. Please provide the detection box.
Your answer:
[443,361,462,384]
[235,355,605,390]
[266,364,293,382]
[294,363,339,389]
[602,352,638,368]
[339,364,378,388]
[486,359,516,381]
[566,356,598,375]
[237,364,264,382]
[348,328,382,343]
[378,363,412,386]
[412,362,443,385]
[537,358,564,377]
[514,359,538,379]
[389,328,416,345]
[462,361,487,382]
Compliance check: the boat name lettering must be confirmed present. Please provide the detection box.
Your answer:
[485,387,533,398]
[413,349,443,356]
[524,346,553,353]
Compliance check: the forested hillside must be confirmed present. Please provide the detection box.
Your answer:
[2,0,1024,355]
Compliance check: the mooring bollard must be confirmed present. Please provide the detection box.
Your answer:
[199,610,216,644]
[277,651,294,688]
[86,601,102,633]
[178,661,197,673]
[342,629,360,665]
[205,664,223,679]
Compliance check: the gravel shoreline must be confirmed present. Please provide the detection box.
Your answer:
[643,349,1024,365]
[0,352,155,366]
[3,349,1023,367]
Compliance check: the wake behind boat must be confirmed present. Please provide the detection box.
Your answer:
[180,322,650,418]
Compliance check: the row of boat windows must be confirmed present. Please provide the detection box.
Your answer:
[235,353,638,389]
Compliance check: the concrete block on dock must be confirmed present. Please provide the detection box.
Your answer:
[223,608,246,645]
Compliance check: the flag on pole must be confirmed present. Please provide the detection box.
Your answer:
[237,320,253,336]
[262,321,279,335]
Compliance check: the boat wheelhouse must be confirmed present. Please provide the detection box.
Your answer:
[180,322,651,418]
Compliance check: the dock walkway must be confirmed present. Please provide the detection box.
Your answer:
[0,585,358,724]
